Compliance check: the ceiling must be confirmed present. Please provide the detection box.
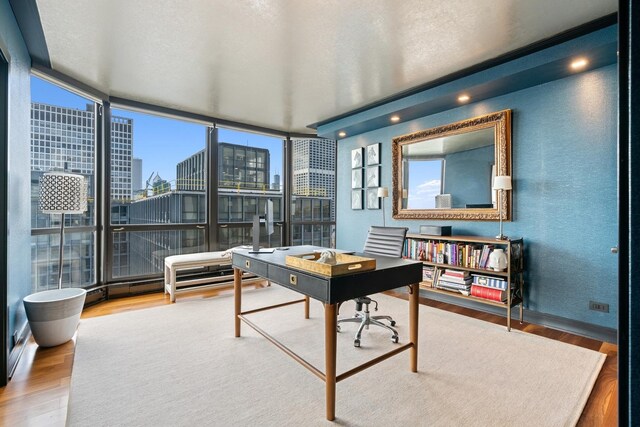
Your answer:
[33,0,617,134]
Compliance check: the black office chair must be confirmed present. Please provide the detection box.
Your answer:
[337,226,408,347]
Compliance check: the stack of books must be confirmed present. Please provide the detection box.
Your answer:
[436,269,472,295]
[470,274,509,302]
[422,266,435,283]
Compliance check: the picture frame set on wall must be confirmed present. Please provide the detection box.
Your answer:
[366,188,380,209]
[366,143,380,166]
[351,168,363,189]
[352,190,363,210]
[351,147,364,169]
[366,166,380,188]
[367,143,382,209]
[352,144,383,210]
[351,148,364,210]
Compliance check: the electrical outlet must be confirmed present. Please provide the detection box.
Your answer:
[589,301,609,313]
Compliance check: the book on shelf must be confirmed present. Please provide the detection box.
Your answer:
[439,273,472,285]
[404,237,504,271]
[443,269,470,278]
[471,274,508,291]
[436,279,472,292]
[422,265,435,281]
[470,284,507,302]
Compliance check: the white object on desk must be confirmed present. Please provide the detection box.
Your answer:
[316,250,337,265]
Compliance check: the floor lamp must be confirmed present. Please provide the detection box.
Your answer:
[23,172,89,347]
[492,175,512,239]
[377,187,389,226]
[39,172,88,289]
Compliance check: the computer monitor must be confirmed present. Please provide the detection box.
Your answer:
[249,199,275,254]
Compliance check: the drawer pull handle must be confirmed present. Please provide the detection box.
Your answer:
[289,274,297,286]
[245,260,251,268]
[347,263,362,270]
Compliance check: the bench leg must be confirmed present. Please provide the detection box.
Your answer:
[170,267,177,303]
[164,264,169,295]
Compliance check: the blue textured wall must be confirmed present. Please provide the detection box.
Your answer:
[0,0,34,355]
[331,42,618,329]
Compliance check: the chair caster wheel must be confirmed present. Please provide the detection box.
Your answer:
[391,335,399,344]
[390,320,396,327]
[354,339,361,347]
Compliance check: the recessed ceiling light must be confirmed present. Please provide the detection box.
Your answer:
[458,94,470,103]
[570,58,588,70]
[338,131,346,137]
[390,115,400,122]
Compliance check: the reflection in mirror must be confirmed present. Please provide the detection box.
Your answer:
[402,127,494,209]
[402,159,443,209]
[392,110,511,221]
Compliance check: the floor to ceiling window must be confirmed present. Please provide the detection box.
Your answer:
[30,76,97,291]
[215,128,284,249]
[108,108,208,280]
[28,76,331,289]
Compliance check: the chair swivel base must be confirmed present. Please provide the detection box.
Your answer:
[337,297,399,347]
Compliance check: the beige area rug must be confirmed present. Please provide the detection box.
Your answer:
[67,286,604,427]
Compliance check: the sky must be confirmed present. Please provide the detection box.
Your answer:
[31,76,283,189]
[407,159,442,209]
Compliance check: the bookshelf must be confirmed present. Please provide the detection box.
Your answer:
[404,233,525,330]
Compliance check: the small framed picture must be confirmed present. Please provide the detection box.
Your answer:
[366,143,381,166]
[366,166,380,188]
[351,148,363,169]
[366,188,380,209]
[351,190,363,210]
[351,168,363,189]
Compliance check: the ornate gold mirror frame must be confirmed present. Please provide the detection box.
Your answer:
[392,109,511,221]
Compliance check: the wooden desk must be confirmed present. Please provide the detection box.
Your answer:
[232,245,422,421]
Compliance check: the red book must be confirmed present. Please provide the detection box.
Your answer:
[444,269,469,278]
[470,284,507,302]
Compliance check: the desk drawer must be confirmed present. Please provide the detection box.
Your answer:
[236,256,268,277]
[269,264,328,301]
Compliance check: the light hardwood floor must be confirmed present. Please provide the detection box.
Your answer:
[0,283,617,426]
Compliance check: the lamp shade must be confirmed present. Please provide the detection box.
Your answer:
[39,172,88,214]
[377,187,389,198]
[492,175,512,191]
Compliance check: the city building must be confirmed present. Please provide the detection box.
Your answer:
[176,149,205,191]
[291,138,336,219]
[271,173,280,191]
[132,157,143,197]
[110,116,133,203]
[218,142,270,190]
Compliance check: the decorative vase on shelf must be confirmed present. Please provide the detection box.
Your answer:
[489,248,508,271]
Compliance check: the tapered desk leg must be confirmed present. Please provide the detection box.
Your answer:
[409,283,419,372]
[234,267,242,337]
[304,296,310,319]
[324,303,337,421]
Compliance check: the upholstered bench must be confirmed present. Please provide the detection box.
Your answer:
[164,249,261,302]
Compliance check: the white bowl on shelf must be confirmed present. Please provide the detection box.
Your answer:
[23,288,87,347]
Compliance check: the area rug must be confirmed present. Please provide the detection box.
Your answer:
[67,286,604,426]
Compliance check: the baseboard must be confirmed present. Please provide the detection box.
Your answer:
[418,288,618,344]
[8,321,30,379]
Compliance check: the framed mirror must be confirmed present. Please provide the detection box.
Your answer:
[392,110,511,221]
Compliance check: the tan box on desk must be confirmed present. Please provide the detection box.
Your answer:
[285,253,376,277]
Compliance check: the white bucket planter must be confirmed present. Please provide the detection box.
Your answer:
[23,288,87,347]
